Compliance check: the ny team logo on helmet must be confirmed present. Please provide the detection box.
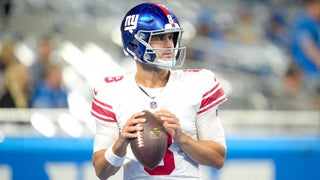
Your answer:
[124,14,139,33]
[120,2,186,69]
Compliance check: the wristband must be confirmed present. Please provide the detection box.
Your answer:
[104,145,125,167]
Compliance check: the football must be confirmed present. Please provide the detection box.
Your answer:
[129,110,167,169]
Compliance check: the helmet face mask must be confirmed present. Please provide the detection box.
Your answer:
[139,29,185,69]
[121,2,186,69]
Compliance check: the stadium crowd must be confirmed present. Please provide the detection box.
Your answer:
[0,0,319,110]
[0,35,68,108]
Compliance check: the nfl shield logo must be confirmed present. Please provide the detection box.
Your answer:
[150,101,157,109]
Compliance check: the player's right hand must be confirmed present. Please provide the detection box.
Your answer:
[120,111,146,141]
[112,112,147,157]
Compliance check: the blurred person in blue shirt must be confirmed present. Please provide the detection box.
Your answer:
[29,35,56,89]
[31,63,68,108]
[290,0,320,95]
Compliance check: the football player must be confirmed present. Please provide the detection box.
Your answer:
[91,2,228,179]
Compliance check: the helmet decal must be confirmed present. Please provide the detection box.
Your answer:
[124,14,139,33]
[152,3,173,23]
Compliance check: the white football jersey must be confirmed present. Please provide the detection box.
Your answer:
[91,69,227,180]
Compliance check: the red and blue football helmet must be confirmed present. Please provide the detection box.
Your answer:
[120,2,186,69]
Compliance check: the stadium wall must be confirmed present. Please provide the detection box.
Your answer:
[0,136,320,180]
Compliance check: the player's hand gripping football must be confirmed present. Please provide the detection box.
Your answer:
[115,111,146,155]
[121,111,146,140]
[154,109,183,141]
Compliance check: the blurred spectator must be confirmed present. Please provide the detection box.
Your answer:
[29,34,56,89]
[264,11,290,49]
[270,64,316,109]
[282,64,304,95]
[315,86,320,107]
[232,7,264,43]
[289,0,320,95]
[186,9,225,61]
[0,38,31,108]
[195,9,224,40]
[0,0,13,30]
[30,62,68,108]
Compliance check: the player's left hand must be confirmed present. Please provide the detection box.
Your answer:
[154,109,183,141]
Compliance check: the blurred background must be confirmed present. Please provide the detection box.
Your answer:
[0,0,319,179]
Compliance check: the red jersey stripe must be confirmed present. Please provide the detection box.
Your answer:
[91,111,116,122]
[93,97,112,109]
[200,84,223,108]
[92,102,116,121]
[91,98,116,122]
[197,96,227,114]
[202,83,219,99]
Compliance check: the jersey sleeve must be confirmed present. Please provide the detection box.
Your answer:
[196,107,226,147]
[195,70,227,147]
[94,120,120,152]
[90,78,118,123]
[197,69,227,114]
[90,77,120,152]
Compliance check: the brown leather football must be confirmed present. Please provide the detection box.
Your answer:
[129,110,167,169]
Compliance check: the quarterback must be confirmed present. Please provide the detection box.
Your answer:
[91,2,228,180]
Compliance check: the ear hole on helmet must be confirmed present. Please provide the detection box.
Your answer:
[129,42,138,49]
[173,32,179,47]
